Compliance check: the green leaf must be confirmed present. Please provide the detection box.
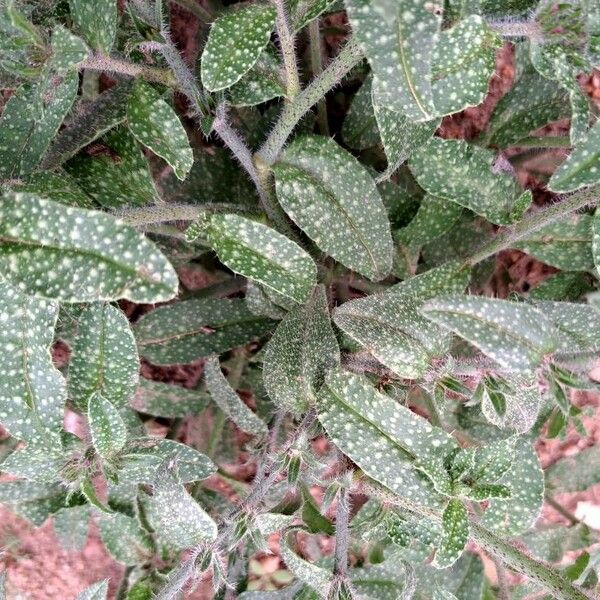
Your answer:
[98,511,153,565]
[41,81,133,170]
[65,126,159,208]
[11,171,92,208]
[522,524,592,562]
[529,272,595,302]
[81,477,113,513]
[480,438,543,536]
[487,70,570,147]
[341,74,380,150]
[263,285,340,414]
[0,194,179,303]
[88,393,128,459]
[513,214,594,271]
[69,303,139,409]
[435,552,485,600]
[0,481,66,526]
[549,118,600,192]
[421,295,558,371]
[372,82,440,177]
[204,356,268,437]
[135,297,273,365]
[0,73,78,178]
[53,505,91,551]
[76,580,108,600]
[333,263,470,379]
[352,559,415,600]
[200,3,276,92]
[273,135,393,280]
[345,0,440,120]
[317,368,450,508]
[132,378,209,418]
[117,437,216,484]
[433,500,469,569]
[546,445,600,493]
[409,137,528,225]
[70,0,117,53]
[146,459,217,550]
[127,81,193,180]
[291,0,338,31]
[49,25,89,72]
[0,281,65,445]
[205,214,317,303]
[430,16,501,116]
[228,48,286,107]
[1,441,66,483]
[245,281,288,320]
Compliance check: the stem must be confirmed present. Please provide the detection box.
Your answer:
[487,18,544,41]
[117,203,252,226]
[171,0,213,22]
[308,19,329,135]
[115,566,134,600]
[256,36,363,165]
[545,494,583,526]
[79,52,177,87]
[465,186,600,266]
[333,485,351,578]
[273,0,301,99]
[512,136,572,148]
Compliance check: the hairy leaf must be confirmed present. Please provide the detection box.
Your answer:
[342,74,379,150]
[201,4,276,92]
[127,81,193,180]
[421,295,558,371]
[53,505,91,551]
[273,135,393,280]
[263,285,340,413]
[204,356,268,436]
[98,512,153,565]
[88,393,128,459]
[205,214,317,303]
[546,445,600,493]
[49,25,89,72]
[0,194,178,303]
[11,171,92,208]
[0,481,66,526]
[69,303,139,409]
[433,500,469,568]
[76,580,108,600]
[135,297,273,365]
[132,379,209,418]
[70,0,116,53]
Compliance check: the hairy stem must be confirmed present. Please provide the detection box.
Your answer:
[117,203,252,226]
[79,52,177,87]
[487,18,544,41]
[256,36,363,165]
[465,186,600,266]
[308,19,330,135]
[333,485,351,578]
[273,0,301,99]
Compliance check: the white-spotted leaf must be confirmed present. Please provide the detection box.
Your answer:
[132,378,210,418]
[98,511,153,565]
[49,25,89,72]
[88,393,128,459]
[70,0,117,53]
[76,580,108,600]
[433,500,469,569]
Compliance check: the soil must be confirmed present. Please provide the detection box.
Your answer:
[2,7,600,600]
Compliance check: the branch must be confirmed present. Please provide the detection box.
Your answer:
[273,0,301,99]
[465,185,600,266]
[256,36,363,165]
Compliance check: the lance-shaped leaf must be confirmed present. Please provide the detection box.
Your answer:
[480,438,543,536]
[549,118,600,192]
[200,3,276,92]
[522,523,592,562]
[205,214,317,303]
[245,281,288,320]
[76,581,108,600]
[0,481,67,526]
[41,81,133,170]
[53,505,91,551]
[69,303,139,409]
[345,0,440,121]
[0,72,78,178]
[88,393,128,459]
[342,74,380,150]
[487,70,570,147]
[529,271,595,302]
[66,127,159,208]
[0,194,178,303]
[317,369,451,508]
[272,135,393,281]
[263,285,340,414]
[372,79,440,177]
[132,379,209,418]
[431,16,501,116]
[594,208,600,276]
[1,442,67,483]
[117,437,216,484]
[0,281,65,445]
[228,48,286,107]
[433,500,469,569]
[513,214,594,271]
[545,445,600,493]
[534,301,600,355]
[135,297,274,365]
[12,172,92,208]
[98,512,153,565]
[127,81,193,180]
[435,552,485,600]
[409,137,528,225]
[70,0,117,53]
[204,356,267,437]
[146,460,217,550]
[421,295,558,371]
[333,263,470,379]
[49,25,89,73]
[352,558,416,599]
